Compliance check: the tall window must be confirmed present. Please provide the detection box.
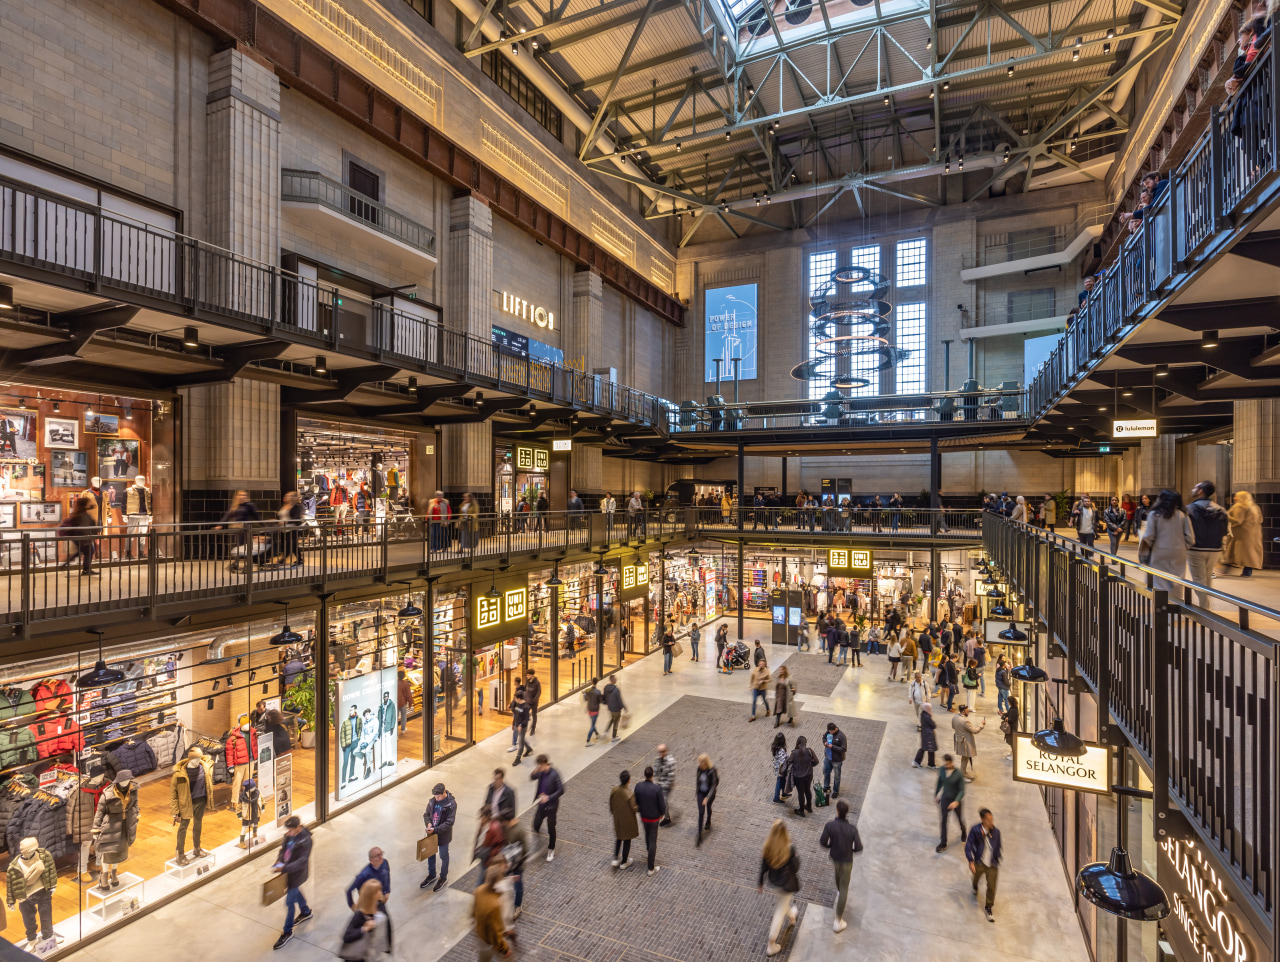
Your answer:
[895,303,927,396]
[844,245,881,397]
[806,250,837,401]
[896,238,927,287]
[482,52,564,141]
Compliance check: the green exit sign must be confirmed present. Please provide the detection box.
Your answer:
[1098,446,1111,453]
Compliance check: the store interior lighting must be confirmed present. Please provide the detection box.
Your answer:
[1077,847,1170,921]
[75,629,127,688]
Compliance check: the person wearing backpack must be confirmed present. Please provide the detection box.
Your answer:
[1186,481,1229,607]
[757,820,801,957]
[787,736,818,816]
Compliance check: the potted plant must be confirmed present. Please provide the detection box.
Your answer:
[285,675,318,748]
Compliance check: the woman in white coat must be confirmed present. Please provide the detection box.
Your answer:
[1010,495,1028,523]
[1139,489,1196,594]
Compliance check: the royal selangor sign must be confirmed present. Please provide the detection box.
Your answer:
[1011,734,1110,795]
[1157,837,1270,962]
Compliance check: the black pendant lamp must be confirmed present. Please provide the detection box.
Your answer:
[687,546,701,561]
[398,597,423,619]
[487,574,501,598]
[983,572,998,584]
[999,623,1028,641]
[991,602,1015,617]
[987,586,1005,598]
[545,564,563,587]
[269,604,303,646]
[1077,847,1170,921]
[593,558,609,576]
[76,630,126,689]
[1032,717,1088,757]
[1011,659,1049,684]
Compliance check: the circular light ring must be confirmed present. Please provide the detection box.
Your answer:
[829,376,872,389]
[809,292,893,317]
[828,267,891,290]
[812,317,893,342]
[809,301,893,323]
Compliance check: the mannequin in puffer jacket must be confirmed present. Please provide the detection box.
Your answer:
[91,771,139,893]
[224,724,258,816]
[67,773,106,880]
[107,738,157,778]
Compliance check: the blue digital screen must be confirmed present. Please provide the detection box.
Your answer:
[705,283,758,382]
[492,325,564,367]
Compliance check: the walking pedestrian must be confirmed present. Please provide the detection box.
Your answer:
[819,799,862,933]
[695,754,719,846]
[609,770,639,869]
[836,623,851,666]
[847,623,862,666]
[420,784,456,891]
[509,691,533,764]
[583,678,602,746]
[1222,490,1263,576]
[345,847,390,910]
[661,628,675,674]
[900,630,918,681]
[749,661,772,721]
[965,809,1002,921]
[934,755,965,853]
[1139,489,1196,593]
[529,755,563,862]
[886,636,903,681]
[602,674,626,741]
[961,659,980,710]
[525,673,542,735]
[773,666,795,728]
[994,658,1011,714]
[634,766,666,875]
[1104,497,1126,555]
[690,623,701,661]
[654,745,676,826]
[341,880,392,960]
[483,769,516,822]
[771,733,790,803]
[754,640,768,667]
[1186,480,1229,606]
[473,864,510,961]
[271,816,313,950]
[907,672,926,725]
[821,723,846,799]
[951,705,984,780]
[757,820,801,957]
[913,703,938,768]
[788,736,818,817]
[1001,693,1019,760]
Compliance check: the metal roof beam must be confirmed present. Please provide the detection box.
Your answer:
[465,0,683,58]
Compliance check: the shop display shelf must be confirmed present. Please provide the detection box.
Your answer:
[86,872,145,921]
[164,851,216,881]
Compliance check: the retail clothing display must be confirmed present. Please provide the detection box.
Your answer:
[87,692,139,744]
[107,738,157,777]
[91,780,139,863]
[5,844,56,905]
[30,679,73,713]
[66,773,106,845]
[224,726,259,767]
[125,484,150,516]
[0,729,37,770]
[238,779,261,844]
[146,725,187,769]
[0,688,35,721]
[29,715,83,759]
[170,754,214,821]
[6,792,70,859]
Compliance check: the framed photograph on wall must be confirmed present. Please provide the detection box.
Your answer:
[0,409,38,460]
[44,417,80,449]
[0,504,15,529]
[85,413,119,435]
[97,438,140,480]
[20,502,61,525]
[51,451,88,488]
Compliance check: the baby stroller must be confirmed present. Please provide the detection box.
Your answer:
[228,534,272,572]
[721,641,751,672]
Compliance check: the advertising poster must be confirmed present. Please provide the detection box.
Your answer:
[0,409,37,460]
[274,753,293,827]
[257,737,276,800]
[704,283,758,382]
[334,666,400,801]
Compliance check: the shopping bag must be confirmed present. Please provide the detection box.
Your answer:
[672,642,684,659]
[619,710,630,730]
[416,834,439,861]
[262,872,288,905]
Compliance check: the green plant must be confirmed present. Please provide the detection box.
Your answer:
[1052,490,1072,520]
[285,675,317,731]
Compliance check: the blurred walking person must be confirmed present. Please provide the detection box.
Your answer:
[757,820,801,957]
[819,799,862,933]
[633,766,666,876]
[694,754,719,846]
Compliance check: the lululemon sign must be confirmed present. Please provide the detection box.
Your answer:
[1011,733,1111,795]
[1113,418,1158,438]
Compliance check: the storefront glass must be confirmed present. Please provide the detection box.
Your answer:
[0,616,316,951]
[432,587,469,760]
[553,561,601,698]
[296,417,416,525]
[494,444,549,518]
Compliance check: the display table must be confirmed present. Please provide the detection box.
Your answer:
[86,872,144,921]
[164,851,216,881]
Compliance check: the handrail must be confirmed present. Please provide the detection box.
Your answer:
[281,169,436,256]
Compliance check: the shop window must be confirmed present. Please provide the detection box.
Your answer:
[296,416,415,523]
[402,0,431,23]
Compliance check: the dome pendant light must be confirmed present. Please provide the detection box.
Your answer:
[487,574,501,598]
[998,622,1028,641]
[986,586,1005,599]
[991,602,1015,617]
[398,597,423,619]
[76,629,127,689]
[1077,847,1170,921]
[269,604,303,646]
[1032,717,1088,757]
[1011,659,1049,684]
[545,564,563,587]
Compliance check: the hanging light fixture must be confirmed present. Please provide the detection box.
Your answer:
[75,630,127,688]
[487,573,501,598]
[1077,848,1170,921]
[1032,717,1088,757]
[998,623,1028,641]
[398,596,423,619]
[315,355,328,375]
[1103,41,1112,54]
[269,604,303,646]
[0,284,12,310]
[987,586,1005,598]
[545,564,563,587]
[1011,659,1049,683]
[511,41,519,55]
[991,602,1015,617]
[408,377,418,395]
[942,79,950,90]
[1003,146,1010,164]
[1201,329,1219,349]
[687,546,701,560]
[593,557,609,576]
[1007,61,1015,77]
[183,326,199,349]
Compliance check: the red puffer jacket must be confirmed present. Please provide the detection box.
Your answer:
[32,679,74,713]
[224,727,258,766]
[28,716,83,759]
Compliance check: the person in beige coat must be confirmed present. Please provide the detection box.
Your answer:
[1222,491,1264,577]
[951,705,985,781]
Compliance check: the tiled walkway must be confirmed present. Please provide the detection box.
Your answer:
[57,620,1090,962]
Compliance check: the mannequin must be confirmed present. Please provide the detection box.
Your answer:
[385,463,401,500]
[237,777,262,849]
[225,720,258,816]
[5,837,56,952]
[124,474,151,560]
[91,770,139,891]
[331,481,349,535]
[371,461,385,498]
[170,747,213,864]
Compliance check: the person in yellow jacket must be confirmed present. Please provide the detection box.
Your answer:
[170,747,215,865]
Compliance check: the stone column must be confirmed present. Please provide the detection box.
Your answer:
[1233,399,1280,567]
[571,444,602,497]
[442,194,494,505]
[180,380,281,521]
[205,47,280,262]
[567,269,603,373]
[1139,434,1182,496]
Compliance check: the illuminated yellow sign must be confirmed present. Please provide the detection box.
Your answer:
[636,563,648,585]
[501,292,555,330]
[477,595,501,631]
[622,567,636,590]
[828,549,873,574]
[515,445,550,472]
[619,562,650,599]
[504,588,527,622]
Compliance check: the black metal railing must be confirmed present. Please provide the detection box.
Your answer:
[1027,42,1280,418]
[984,515,1279,927]
[0,173,668,431]
[693,506,984,538]
[281,169,437,256]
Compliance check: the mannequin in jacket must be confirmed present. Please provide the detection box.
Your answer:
[238,777,262,849]
[226,720,259,818]
[91,770,139,892]
[6,836,56,951]
[171,748,214,864]
[124,474,151,560]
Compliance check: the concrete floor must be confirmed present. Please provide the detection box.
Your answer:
[56,618,1091,962]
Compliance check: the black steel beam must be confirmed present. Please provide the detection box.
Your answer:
[1157,297,1280,331]
[16,306,140,367]
[281,365,402,405]
[162,339,291,387]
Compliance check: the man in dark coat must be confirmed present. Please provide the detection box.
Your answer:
[530,755,564,861]
[965,808,1003,920]
[420,783,456,891]
[525,673,542,735]
[273,816,313,949]
[633,766,666,875]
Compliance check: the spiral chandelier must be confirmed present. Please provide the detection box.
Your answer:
[790,264,909,391]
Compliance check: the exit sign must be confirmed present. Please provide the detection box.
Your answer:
[1098,446,1110,453]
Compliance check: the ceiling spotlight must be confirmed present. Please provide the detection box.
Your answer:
[942,79,950,90]
[1067,426,1076,430]
[765,193,771,203]
[944,156,950,173]
[1077,848,1170,921]
[1007,62,1015,77]
[1098,406,1107,412]
[926,37,932,49]
[753,193,760,206]
[315,355,328,375]
[1003,146,1010,164]
[0,284,12,310]
[676,142,682,152]
[1155,363,1169,377]
[53,401,60,414]
[183,326,199,349]
[1073,47,1080,61]
[725,129,732,140]
[929,88,935,99]
[408,376,418,394]
[883,94,889,105]
[1075,35,1083,46]
[1106,26,1115,38]
[1201,329,1219,348]
[747,84,755,97]
[1032,717,1088,757]
[1121,389,1133,396]
[1071,135,1078,151]
[18,398,25,409]
[958,155,964,170]
[1103,41,1112,54]
[511,42,518,55]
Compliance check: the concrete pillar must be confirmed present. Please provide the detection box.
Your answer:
[1233,399,1280,566]
[571,444,602,497]
[180,379,281,521]
[567,270,603,374]
[205,47,280,262]
[1139,434,1183,496]
[442,194,494,504]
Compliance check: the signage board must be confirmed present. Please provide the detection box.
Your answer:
[471,573,530,646]
[619,559,650,601]
[424,444,434,456]
[1098,446,1111,453]
[552,438,572,451]
[826,548,874,576]
[491,324,564,366]
[334,665,399,802]
[1012,733,1110,795]
[1113,419,1158,438]
[1157,837,1271,962]
[704,283,758,381]
[514,444,550,472]
[274,753,293,827]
